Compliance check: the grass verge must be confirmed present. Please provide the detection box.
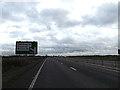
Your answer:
[2,56,46,88]
[68,55,120,62]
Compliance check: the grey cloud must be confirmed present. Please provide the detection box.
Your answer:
[2,2,39,22]
[2,2,78,29]
[2,44,15,55]
[2,3,24,22]
[2,51,14,56]
[39,8,80,28]
[21,37,33,41]
[118,2,120,49]
[33,35,57,47]
[29,25,49,33]
[9,31,26,38]
[33,30,117,55]
[1,33,117,55]
[89,36,117,50]
[119,2,120,24]
[55,37,77,47]
[29,28,41,33]
[33,36,47,42]
[81,2,117,26]
[13,25,21,28]
[26,7,40,23]
[38,47,88,55]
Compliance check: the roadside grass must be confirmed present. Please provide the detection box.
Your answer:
[65,56,120,70]
[68,55,120,62]
[2,56,47,88]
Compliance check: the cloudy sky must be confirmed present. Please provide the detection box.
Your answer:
[0,0,119,56]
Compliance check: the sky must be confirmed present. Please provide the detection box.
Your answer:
[0,0,119,56]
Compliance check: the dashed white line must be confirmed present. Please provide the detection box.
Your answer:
[28,59,47,90]
[61,63,63,64]
[70,67,77,71]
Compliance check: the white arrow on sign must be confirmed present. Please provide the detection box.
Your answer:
[30,47,36,53]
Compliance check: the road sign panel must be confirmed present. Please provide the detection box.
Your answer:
[16,41,37,54]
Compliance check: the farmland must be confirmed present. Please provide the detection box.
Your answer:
[68,55,119,61]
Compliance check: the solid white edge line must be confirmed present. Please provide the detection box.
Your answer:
[70,67,77,71]
[28,59,47,90]
[100,67,119,72]
[83,62,119,72]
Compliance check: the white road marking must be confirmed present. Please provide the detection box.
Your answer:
[70,67,77,71]
[28,59,47,90]
[100,67,119,72]
[85,63,119,72]
[61,63,63,64]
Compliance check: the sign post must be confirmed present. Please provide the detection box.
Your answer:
[118,49,120,55]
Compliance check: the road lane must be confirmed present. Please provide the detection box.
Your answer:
[34,57,76,88]
[56,57,119,88]
[33,57,119,88]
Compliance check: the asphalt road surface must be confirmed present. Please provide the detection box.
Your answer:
[10,57,119,88]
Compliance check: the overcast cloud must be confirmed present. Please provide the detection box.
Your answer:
[81,2,117,27]
[0,0,119,56]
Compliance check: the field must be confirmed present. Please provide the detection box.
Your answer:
[2,56,47,88]
[68,55,120,61]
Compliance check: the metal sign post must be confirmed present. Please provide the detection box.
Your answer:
[118,49,120,55]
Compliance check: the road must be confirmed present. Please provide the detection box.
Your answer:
[9,57,119,88]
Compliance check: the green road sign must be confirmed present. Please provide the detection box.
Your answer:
[16,41,37,54]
